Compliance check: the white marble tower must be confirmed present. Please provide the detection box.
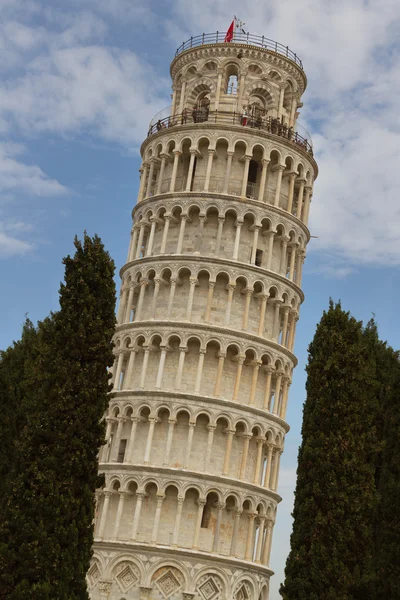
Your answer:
[89,30,317,600]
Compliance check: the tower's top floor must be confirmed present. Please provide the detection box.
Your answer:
[169,32,307,126]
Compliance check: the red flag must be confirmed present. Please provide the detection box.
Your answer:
[224,19,234,42]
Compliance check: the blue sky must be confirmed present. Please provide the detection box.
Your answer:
[0,1,399,598]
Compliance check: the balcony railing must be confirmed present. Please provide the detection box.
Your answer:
[148,109,313,156]
[175,32,303,70]
[147,176,258,199]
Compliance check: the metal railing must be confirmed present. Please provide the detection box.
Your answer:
[175,32,303,69]
[148,109,313,156]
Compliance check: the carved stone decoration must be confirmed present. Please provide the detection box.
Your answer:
[197,574,224,600]
[97,580,112,597]
[115,563,139,592]
[235,583,251,600]
[87,562,101,589]
[156,568,182,598]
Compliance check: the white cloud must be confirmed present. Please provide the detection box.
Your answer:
[0,142,67,196]
[0,220,34,258]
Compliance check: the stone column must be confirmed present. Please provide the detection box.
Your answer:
[139,346,150,389]
[281,380,291,420]
[124,348,136,389]
[151,494,165,544]
[214,352,226,397]
[262,521,273,565]
[143,417,156,464]
[160,214,171,254]
[128,225,139,262]
[270,449,281,490]
[289,95,298,126]
[296,178,306,219]
[137,163,149,203]
[155,345,168,389]
[278,84,285,118]
[166,278,177,319]
[169,150,181,192]
[145,160,155,198]
[145,217,157,256]
[289,243,298,281]
[266,231,276,270]
[204,425,215,472]
[264,444,274,488]
[258,294,268,336]
[135,279,148,321]
[193,500,206,549]
[204,280,215,322]
[222,429,235,476]
[101,417,114,462]
[124,284,135,323]
[280,378,289,418]
[176,214,187,254]
[232,356,245,401]
[111,416,125,462]
[241,288,253,331]
[212,503,225,553]
[156,154,168,195]
[287,172,296,214]
[185,150,197,191]
[249,361,261,405]
[224,283,235,326]
[214,70,223,110]
[131,492,145,540]
[113,351,124,391]
[253,439,264,484]
[215,216,225,254]
[245,513,256,560]
[113,491,126,540]
[117,286,128,324]
[258,159,270,202]
[204,149,215,191]
[135,222,146,259]
[172,496,185,547]
[194,349,206,394]
[273,165,285,207]
[175,346,187,390]
[186,277,198,320]
[303,188,312,226]
[230,509,243,556]
[241,155,251,197]
[97,491,111,539]
[223,152,234,194]
[163,419,176,466]
[255,516,266,563]
[250,225,261,264]
[272,299,282,342]
[232,219,243,260]
[272,373,283,415]
[171,86,177,115]
[281,307,290,346]
[126,417,139,463]
[239,434,252,479]
[151,277,161,319]
[296,251,305,286]
[279,236,289,275]
[263,367,273,410]
[184,422,195,468]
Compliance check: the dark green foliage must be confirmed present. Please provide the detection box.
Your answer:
[280,301,379,600]
[0,234,115,600]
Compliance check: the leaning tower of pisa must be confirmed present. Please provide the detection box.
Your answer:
[89,30,317,600]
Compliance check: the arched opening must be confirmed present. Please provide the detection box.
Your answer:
[226,64,239,95]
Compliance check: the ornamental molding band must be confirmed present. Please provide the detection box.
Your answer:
[89,28,317,600]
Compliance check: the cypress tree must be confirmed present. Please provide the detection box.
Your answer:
[0,234,115,600]
[280,301,379,600]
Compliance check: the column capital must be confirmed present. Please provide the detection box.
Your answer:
[261,157,271,166]
[226,428,236,437]
[216,502,225,510]
[242,433,253,441]
[226,282,236,291]
[247,512,257,521]
[179,345,189,353]
[189,277,199,285]
[197,499,207,508]
[177,496,185,505]
[207,424,216,432]
[173,149,182,157]
[199,348,207,356]
[168,418,177,425]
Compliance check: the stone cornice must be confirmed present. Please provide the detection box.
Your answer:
[140,120,318,177]
[132,191,311,241]
[98,463,282,503]
[115,319,297,367]
[109,389,291,434]
[93,539,274,577]
[120,254,305,304]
